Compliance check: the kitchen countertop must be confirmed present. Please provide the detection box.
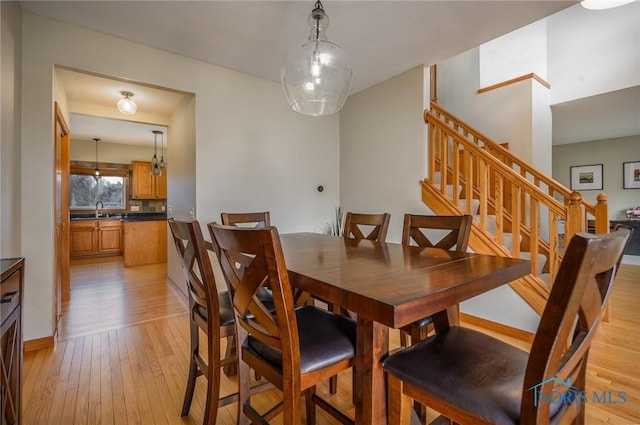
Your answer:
[70,212,167,222]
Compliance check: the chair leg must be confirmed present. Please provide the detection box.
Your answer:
[181,355,198,416]
[204,328,222,425]
[399,330,408,347]
[305,387,317,425]
[413,400,427,425]
[237,328,251,425]
[329,375,338,394]
[387,374,411,425]
[181,322,199,417]
[223,335,237,377]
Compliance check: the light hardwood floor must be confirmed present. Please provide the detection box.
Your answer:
[22,260,640,424]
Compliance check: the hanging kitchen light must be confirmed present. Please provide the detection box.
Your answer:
[93,138,101,181]
[158,130,167,170]
[117,91,137,115]
[151,130,162,177]
[281,0,352,116]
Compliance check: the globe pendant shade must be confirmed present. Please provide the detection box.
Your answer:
[282,39,352,116]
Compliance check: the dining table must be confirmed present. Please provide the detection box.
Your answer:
[280,232,532,425]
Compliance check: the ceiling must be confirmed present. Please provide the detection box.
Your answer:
[23,1,636,148]
[69,114,168,148]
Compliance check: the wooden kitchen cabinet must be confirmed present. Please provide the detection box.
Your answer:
[1,257,23,425]
[70,220,123,258]
[123,220,167,267]
[70,220,97,257]
[97,220,123,254]
[131,161,167,200]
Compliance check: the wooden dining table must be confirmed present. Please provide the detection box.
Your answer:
[280,232,532,425]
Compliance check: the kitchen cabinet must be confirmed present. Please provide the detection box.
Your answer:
[1,257,23,425]
[131,161,167,200]
[123,220,167,267]
[97,220,124,254]
[70,220,123,258]
[70,220,97,257]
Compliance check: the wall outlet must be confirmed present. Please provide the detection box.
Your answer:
[161,205,166,212]
[189,207,195,219]
[130,205,140,212]
[167,205,173,216]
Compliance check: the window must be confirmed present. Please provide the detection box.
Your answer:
[69,169,128,210]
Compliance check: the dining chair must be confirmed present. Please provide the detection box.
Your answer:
[168,218,237,425]
[343,212,391,242]
[208,223,357,425]
[382,227,631,425]
[221,211,270,228]
[399,214,473,346]
[219,211,276,379]
[398,214,473,424]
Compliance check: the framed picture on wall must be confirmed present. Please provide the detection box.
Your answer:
[623,161,640,189]
[570,164,603,191]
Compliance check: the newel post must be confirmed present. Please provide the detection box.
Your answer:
[565,192,585,244]
[594,193,610,234]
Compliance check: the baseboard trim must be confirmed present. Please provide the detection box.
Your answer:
[167,276,188,305]
[24,335,55,352]
[460,313,535,343]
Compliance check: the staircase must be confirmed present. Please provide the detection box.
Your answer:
[422,101,609,315]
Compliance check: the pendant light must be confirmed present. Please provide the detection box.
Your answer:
[281,0,352,116]
[151,130,162,177]
[581,0,635,9]
[117,91,137,115]
[158,130,167,170]
[93,138,101,181]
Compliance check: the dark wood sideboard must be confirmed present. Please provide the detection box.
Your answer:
[610,220,640,256]
[1,258,23,425]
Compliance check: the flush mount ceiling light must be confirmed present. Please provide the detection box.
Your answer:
[93,138,101,181]
[117,91,137,115]
[581,0,636,9]
[151,130,163,177]
[281,0,352,116]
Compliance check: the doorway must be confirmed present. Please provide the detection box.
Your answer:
[54,66,193,338]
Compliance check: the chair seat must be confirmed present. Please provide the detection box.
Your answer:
[383,326,563,425]
[245,305,356,374]
[197,288,275,327]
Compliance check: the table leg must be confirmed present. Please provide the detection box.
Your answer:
[354,316,389,425]
[431,304,460,333]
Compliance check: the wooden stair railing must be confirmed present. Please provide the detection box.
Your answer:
[422,102,609,315]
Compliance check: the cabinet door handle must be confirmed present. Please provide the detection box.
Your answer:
[1,291,18,303]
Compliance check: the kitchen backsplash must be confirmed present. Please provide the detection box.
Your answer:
[129,199,167,213]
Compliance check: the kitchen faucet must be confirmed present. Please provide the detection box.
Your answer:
[95,201,104,218]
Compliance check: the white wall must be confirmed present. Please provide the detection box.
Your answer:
[21,12,339,341]
[340,66,428,243]
[547,2,640,105]
[479,19,548,87]
[552,136,640,220]
[1,1,22,258]
[166,95,196,296]
[437,47,542,165]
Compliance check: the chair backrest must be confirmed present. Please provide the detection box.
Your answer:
[343,212,391,242]
[521,227,631,423]
[208,224,300,376]
[401,214,472,251]
[220,211,270,228]
[168,219,220,337]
